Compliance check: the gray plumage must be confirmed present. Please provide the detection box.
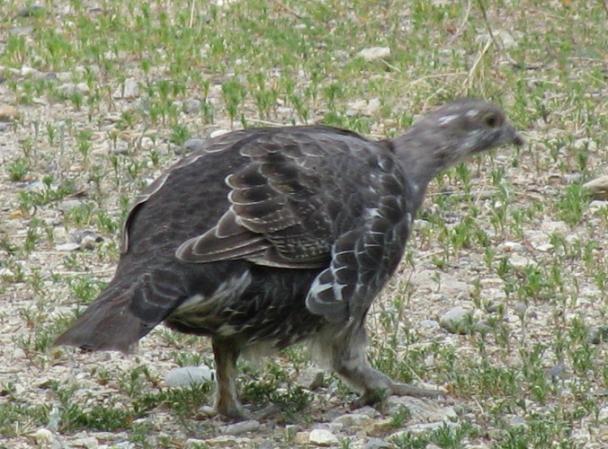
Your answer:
[55,99,523,418]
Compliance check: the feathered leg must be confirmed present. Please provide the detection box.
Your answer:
[212,337,244,419]
[330,325,442,407]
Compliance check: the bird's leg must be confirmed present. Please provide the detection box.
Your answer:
[331,326,442,408]
[212,337,245,420]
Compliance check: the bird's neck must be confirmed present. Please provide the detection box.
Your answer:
[389,130,445,211]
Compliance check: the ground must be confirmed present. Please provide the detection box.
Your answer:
[1,1,608,448]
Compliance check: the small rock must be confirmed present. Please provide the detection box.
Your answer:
[296,367,325,390]
[183,138,206,153]
[506,415,527,428]
[309,429,338,446]
[294,431,309,445]
[210,128,230,138]
[0,122,10,132]
[220,420,260,435]
[598,406,608,422]
[588,325,608,344]
[333,413,373,428]
[347,97,381,116]
[392,421,456,437]
[112,140,129,155]
[0,104,18,122]
[186,439,206,449]
[113,78,139,99]
[364,437,391,449]
[32,428,54,444]
[58,82,89,96]
[509,254,533,268]
[439,306,475,334]
[71,437,99,449]
[357,46,391,61]
[183,98,202,114]
[70,230,103,247]
[55,242,81,252]
[165,366,214,387]
[584,176,608,200]
[547,362,567,381]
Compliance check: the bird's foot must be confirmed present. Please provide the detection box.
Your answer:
[351,381,445,410]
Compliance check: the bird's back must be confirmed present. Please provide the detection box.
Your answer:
[57,125,411,352]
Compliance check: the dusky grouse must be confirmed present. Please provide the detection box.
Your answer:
[56,99,524,418]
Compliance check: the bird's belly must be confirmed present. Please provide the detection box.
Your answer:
[165,267,324,349]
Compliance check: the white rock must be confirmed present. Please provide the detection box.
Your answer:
[509,254,533,268]
[210,128,230,138]
[165,366,214,387]
[220,419,260,435]
[33,428,54,444]
[347,97,381,116]
[439,306,474,334]
[357,46,390,61]
[333,412,373,428]
[309,428,339,446]
[585,176,608,200]
[296,367,325,390]
[55,242,81,252]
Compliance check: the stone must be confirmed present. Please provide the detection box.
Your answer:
[386,396,456,422]
[183,98,202,114]
[0,104,18,122]
[0,122,10,132]
[183,138,206,153]
[164,366,214,387]
[588,325,608,344]
[333,412,374,428]
[309,429,339,446]
[584,176,608,200]
[55,242,81,252]
[210,128,230,138]
[220,420,260,435]
[439,306,475,334]
[357,46,391,61]
[391,420,457,437]
[296,367,325,390]
[347,97,381,116]
[364,438,391,449]
[58,82,89,96]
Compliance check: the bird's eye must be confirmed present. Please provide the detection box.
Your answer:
[483,113,500,128]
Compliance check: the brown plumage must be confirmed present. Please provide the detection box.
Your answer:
[55,99,523,418]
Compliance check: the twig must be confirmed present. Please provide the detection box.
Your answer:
[462,38,493,91]
[448,0,472,44]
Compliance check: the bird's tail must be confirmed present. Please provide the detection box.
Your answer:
[55,276,182,353]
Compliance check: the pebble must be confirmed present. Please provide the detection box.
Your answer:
[588,325,608,344]
[220,420,260,435]
[439,306,475,334]
[0,104,18,122]
[183,98,202,114]
[183,138,206,153]
[363,438,391,449]
[599,406,608,422]
[347,97,380,116]
[333,412,374,428]
[55,242,81,252]
[309,429,339,446]
[357,46,391,61]
[32,428,54,444]
[113,78,139,99]
[164,366,214,387]
[476,30,517,49]
[58,82,89,96]
[210,128,230,138]
[387,396,455,422]
[296,367,325,390]
[585,176,608,200]
[0,122,10,132]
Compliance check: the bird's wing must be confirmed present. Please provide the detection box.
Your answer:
[305,160,414,323]
[175,129,372,269]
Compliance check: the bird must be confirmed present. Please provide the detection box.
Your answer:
[55,98,524,419]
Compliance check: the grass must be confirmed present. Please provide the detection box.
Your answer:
[1,0,608,447]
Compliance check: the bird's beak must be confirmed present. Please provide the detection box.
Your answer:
[504,124,524,147]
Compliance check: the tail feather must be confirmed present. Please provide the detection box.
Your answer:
[55,280,180,353]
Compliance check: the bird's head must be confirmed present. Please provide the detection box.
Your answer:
[392,99,524,193]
